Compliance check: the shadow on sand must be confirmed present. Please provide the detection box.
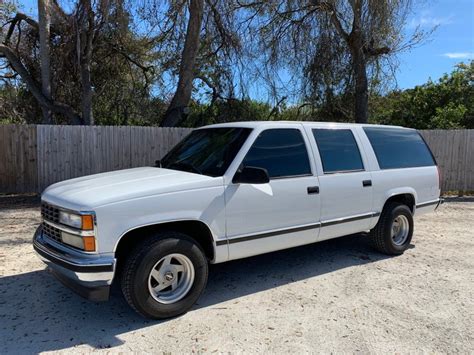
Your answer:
[1,233,391,352]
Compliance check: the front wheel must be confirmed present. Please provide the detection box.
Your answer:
[121,232,208,319]
[369,202,414,255]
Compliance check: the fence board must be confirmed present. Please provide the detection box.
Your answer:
[1,125,473,193]
[31,125,191,192]
[0,125,37,193]
[420,129,474,192]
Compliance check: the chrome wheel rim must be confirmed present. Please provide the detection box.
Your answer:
[148,253,195,304]
[391,215,410,246]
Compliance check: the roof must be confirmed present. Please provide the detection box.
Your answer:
[201,121,410,130]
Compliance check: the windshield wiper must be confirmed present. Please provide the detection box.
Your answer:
[166,161,202,175]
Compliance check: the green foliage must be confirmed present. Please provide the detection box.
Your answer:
[184,99,273,127]
[370,61,474,129]
[0,85,42,124]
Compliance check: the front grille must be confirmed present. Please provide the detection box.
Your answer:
[41,202,62,243]
[42,221,62,243]
[41,202,60,224]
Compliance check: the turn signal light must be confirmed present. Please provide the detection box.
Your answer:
[83,236,96,252]
[82,215,94,230]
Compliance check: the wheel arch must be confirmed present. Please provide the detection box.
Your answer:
[114,220,216,272]
[382,189,417,214]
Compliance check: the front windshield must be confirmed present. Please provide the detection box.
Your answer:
[160,127,252,177]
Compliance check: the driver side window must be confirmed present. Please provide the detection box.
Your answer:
[242,128,311,179]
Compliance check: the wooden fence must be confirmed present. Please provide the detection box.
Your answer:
[420,129,474,193]
[0,125,473,193]
[0,125,192,193]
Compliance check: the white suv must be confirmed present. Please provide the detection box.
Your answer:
[33,121,442,318]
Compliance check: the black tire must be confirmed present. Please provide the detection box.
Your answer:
[369,202,414,255]
[120,231,208,319]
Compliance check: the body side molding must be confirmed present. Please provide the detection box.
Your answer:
[220,212,380,245]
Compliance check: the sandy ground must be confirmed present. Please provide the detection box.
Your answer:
[0,195,473,354]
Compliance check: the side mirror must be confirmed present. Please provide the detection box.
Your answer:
[233,166,270,184]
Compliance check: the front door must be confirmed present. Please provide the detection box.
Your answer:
[224,126,321,260]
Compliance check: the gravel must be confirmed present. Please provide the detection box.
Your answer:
[0,195,473,354]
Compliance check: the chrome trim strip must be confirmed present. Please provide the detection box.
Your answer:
[43,219,95,237]
[222,222,321,245]
[220,212,380,245]
[320,212,380,227]
[34,233,114,273]
[416,199,441,208]
[41,200,95,216]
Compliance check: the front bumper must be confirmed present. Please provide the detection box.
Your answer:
[33,225,116,301]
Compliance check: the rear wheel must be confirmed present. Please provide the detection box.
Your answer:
[121,231,208,319]
[369,202,413,255]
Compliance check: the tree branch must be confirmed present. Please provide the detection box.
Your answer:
[0,44,83,124]
[311,1,350,42]
[4,13,39,45]
[364,45,390,56]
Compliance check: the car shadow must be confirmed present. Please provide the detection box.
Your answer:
[0,233,390,352]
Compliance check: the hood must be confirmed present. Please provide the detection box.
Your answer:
[41,167,221,210]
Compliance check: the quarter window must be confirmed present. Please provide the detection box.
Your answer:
[313,129,364,173]
[363,127,435,169]
[242,129,311,178]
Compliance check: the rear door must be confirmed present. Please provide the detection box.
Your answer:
[304,125,374,241]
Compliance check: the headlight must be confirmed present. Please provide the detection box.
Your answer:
[59,211,94,230]
[59,211,82,229]
[61,231,96,252]
[61,231,84,249]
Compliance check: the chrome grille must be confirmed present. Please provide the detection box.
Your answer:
[41,202,60,224]
[42,221,62,243]
[41,202,62,243]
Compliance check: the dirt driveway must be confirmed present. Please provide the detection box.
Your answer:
[0,195,473,354]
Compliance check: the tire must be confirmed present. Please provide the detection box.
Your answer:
[120,231,208,319]
[369,202,414,255]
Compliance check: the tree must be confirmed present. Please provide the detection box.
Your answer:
[243,0,431,123]
[1,8,83,123]
[371,61,474,129]
[0,0,153,125]
[139,0,243,127]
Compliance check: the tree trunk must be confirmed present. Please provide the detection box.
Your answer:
[77,0,94,125]
[38,0,52,124]
[349,0,368,124]
[80,62,93,125]
[352,46,369,123]
[161,0,204,127]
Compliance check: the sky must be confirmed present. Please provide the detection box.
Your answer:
[16,0,474,91]
[396,0,474,88]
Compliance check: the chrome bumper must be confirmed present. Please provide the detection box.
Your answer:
[33,225,116,301]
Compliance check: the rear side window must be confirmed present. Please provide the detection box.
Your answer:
[242,129,311,178]
[363,127,435,169]
[312,129,364,173]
